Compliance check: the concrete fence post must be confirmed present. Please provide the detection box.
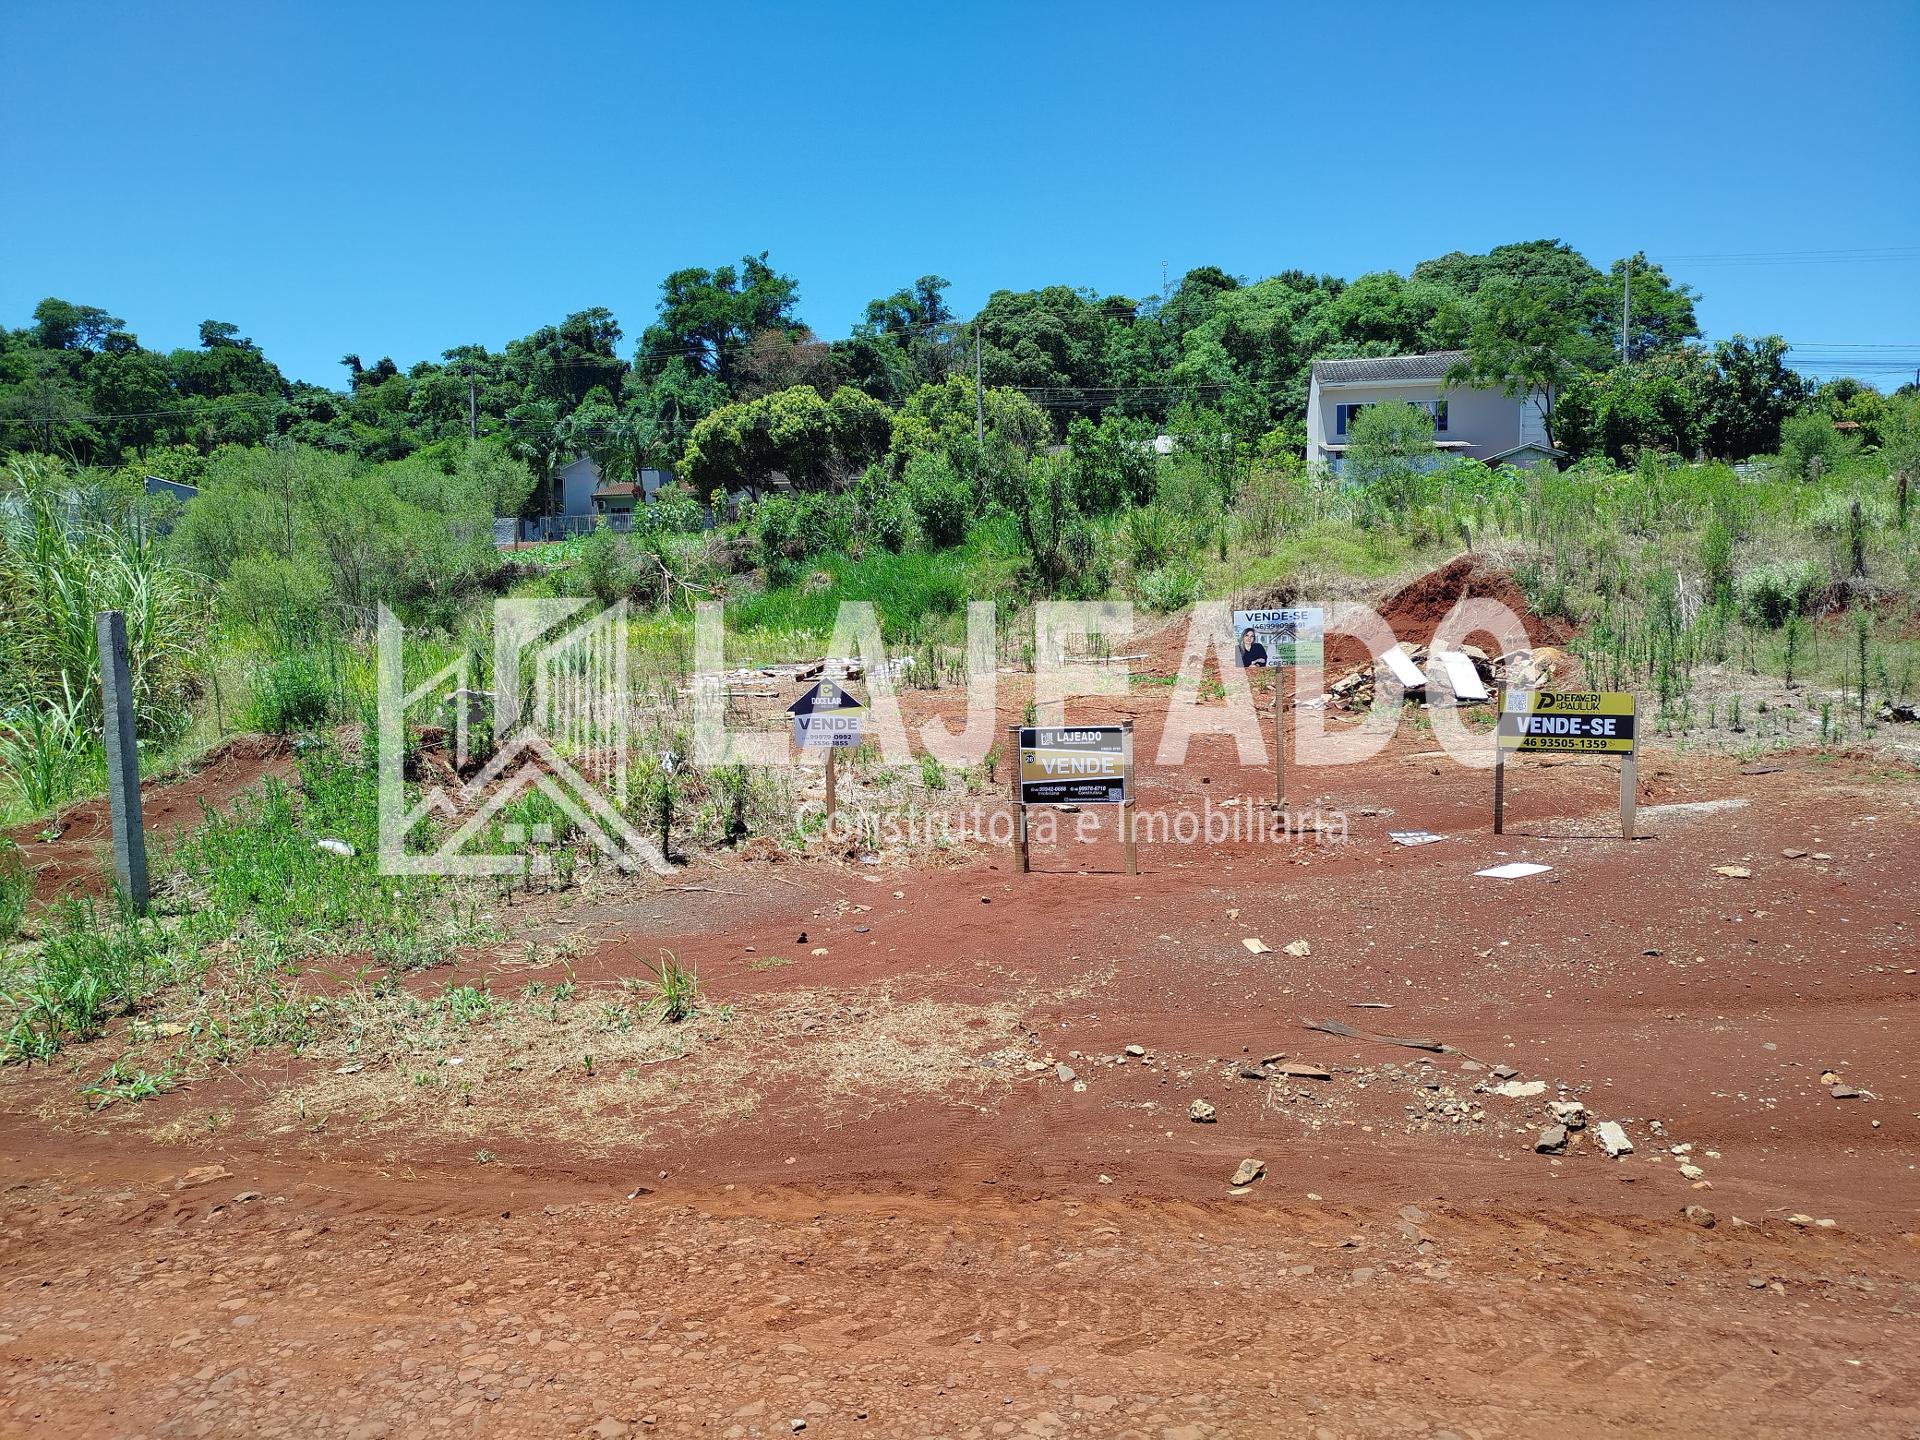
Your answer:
[96,610,149,913]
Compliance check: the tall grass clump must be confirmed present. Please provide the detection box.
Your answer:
[0,841,28,941]
[0,898,174,1062]
[0,456,207,739]
[0,457,207,819]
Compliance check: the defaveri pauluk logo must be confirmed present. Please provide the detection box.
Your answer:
[376,597,668,877]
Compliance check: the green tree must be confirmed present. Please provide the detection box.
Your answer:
[639,253,801,390]
[32,298,125,353]
[1589,254,1700,361]
[1700,335,1807,459]
[1446,277,1584,445]
[1345,400,1436,500]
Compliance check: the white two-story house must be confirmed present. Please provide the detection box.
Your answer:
[1304,351,1562,473]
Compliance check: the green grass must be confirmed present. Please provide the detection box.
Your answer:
[728,517,1020,644]
[0,741,497,1068]
[633,949,700,1023]
[0,841,30,941]
[0,898,176,1061]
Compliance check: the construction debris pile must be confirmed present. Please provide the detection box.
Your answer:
[1327,644,1566,710]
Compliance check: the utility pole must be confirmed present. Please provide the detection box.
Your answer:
[974,320,984,448]
[1620,254,1633,366]
[467,361,478,442]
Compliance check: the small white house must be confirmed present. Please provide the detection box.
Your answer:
[525,455,674,539]
[1304,351,1562,473]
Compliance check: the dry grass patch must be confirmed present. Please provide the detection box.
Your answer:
[241,973,1026,1155]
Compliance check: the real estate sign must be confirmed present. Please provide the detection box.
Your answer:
[1017,725,1130,805]
[1230,607,1325,668]
[787,679,866,750]
[1497,690,1636,755]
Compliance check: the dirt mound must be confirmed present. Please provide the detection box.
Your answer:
[6,733,293,905]
[1135,556,1569,679]
[1324,554,1570,672]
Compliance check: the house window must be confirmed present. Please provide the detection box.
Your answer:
[1335,402,1365,436]
[1432,400,1447,433]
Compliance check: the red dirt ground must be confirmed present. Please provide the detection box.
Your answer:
[3,580,1918,1437]
[5,734,294,905]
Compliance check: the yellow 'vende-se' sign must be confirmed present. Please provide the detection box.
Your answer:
[1497,690,1636,754]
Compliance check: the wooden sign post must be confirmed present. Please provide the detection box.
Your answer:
[1232,606,1323,812]
[1012,721,1134,874]
[1494,688,1638,840]
[1272,679,1286,810]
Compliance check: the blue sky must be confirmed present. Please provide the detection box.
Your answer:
[3,0,1916,387]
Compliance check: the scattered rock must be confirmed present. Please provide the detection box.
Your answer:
[1229,1158,1265,1187]
[1490,1064,1518,1079]
[1830,1085,1864,1100]
[1124,1044,1146,1058]
[1549,1100,1587,1129]
[1282,939,1312,958]
[1684,1205,1716,1229]
[174,1166,233,1191]
[1679,1163,1705,1180]
[1492,1079,1547,1099]
[1534,1124,1568,1154]
[1781,848,1808,859]
[1188,1099,1217,1123]
[1276,1062,1330,1081]
[1055,1064,1076,1083]
[1595,1121,1633,1158]
[1712,865,1752,879]
[1242,938,1273,955]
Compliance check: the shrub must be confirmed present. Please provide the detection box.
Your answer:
[1778,409,1858,481]
[854,468,916,553]
[901,450,972,548]
[249,652,334,734]
[1735,560,1823,629]
[1125,504,1175,572]
[1138,562,1201,613]
[1699,515,1734,604]
[578,521,635,604]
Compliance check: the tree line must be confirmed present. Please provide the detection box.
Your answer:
[3,240,1909,506]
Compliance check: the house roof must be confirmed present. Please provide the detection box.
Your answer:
[593,481,639,500]
[1486,442,1567,463]
[1311,351,1469,385]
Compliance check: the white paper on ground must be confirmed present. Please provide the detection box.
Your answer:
[1389,830,1446,846]
[1434,650,1490,702]
[1379,646,1428,689]
[1475,861,1553,879]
